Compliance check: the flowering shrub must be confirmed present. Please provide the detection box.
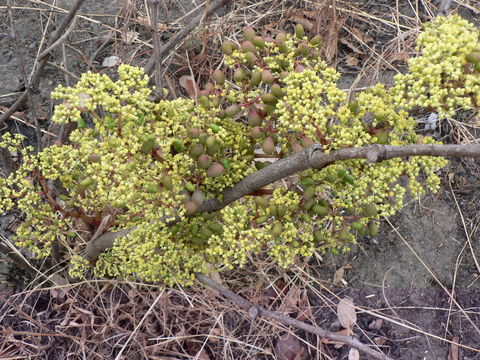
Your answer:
[1,15,479,285]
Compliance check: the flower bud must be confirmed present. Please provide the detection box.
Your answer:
[261,136,275,154]
[295,24,305,39]
[207,163,225,177]
[234,68,247,82]
[212,69,225,84]
[222,41,236,55]
[253,36,266,49]
[261,70,274,84]
[243,27,256,41]
[197,154,212,169]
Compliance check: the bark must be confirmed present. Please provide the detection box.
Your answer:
[84,143,480,260]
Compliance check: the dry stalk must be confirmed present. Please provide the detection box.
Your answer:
[6,0,42,151]
[144,0,229,75]
[0,0,86,127]
[148,0,164,101]
[0,241,35,276]
[196,273,394,360]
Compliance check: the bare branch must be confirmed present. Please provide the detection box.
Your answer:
[196,273,394,360]
[84,143,480,261]
[6,0,42,151]
[0,0,86,126]
[438,0,453,16]
[38,17,78,60]
[144,0,229,75]
[148,0,164,101]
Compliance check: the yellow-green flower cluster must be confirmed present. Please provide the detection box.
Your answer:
[1,64,259,280]
[261,187,315,267]
[205,200,265,270]
[0,16,476,285]
[94,221,207,286]
[391,15,480,117]
[275,67,345,148]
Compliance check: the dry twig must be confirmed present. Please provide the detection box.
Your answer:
[196,273,394,360]
[148,0,168,101]
[144,0,229,75]
[0,241,35,276]
[6,0,42,151]
[0,0,86,127]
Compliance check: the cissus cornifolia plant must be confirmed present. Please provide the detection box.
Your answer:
[1,15,480,285]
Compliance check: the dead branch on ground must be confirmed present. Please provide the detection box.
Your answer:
[196,273,394,360]
[144,0,230,76]
[0,0,86,127]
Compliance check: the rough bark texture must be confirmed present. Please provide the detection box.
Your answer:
[84,143,480,260]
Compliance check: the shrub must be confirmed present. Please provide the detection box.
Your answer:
[1,15,479,285]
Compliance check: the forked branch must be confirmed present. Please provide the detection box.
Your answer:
[84,143,480,260]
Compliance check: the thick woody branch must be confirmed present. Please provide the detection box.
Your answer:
[84,143,480,261]
[196,273,394,360]
[84,227,134,260]
[197,143,480,213]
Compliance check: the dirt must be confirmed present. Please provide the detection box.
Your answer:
[340,162,480,289]
[308,287,480,359]
[0,0,479,359]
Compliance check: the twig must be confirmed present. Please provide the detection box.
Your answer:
[0,139,15,176]
[438,0,453,16]
[0,110,58,137]
[0,0,86,127]
[0,240,37,277]
[144,0,229,75]
[84,143,480,260]
[89,31,113,64]
[6,0,42,151]
[38,16,77,60]
[114,289,165,360]
[449,181,480,274]
[46,61,80,82]
[148,0,164,101]
[196,273,394,360]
